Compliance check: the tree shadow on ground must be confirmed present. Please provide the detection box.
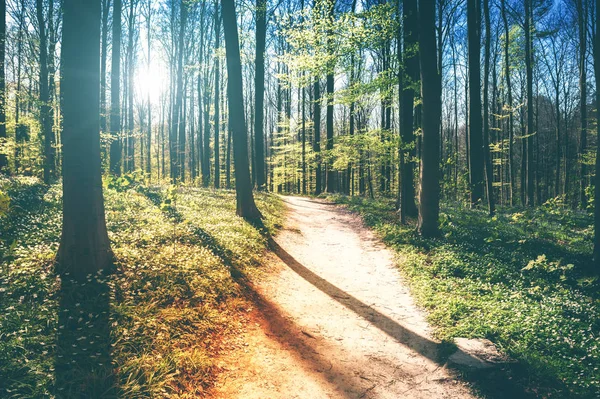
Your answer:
[54,274,115,398]
[268,238,536,399]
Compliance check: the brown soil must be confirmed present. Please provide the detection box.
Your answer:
[211,196,476,398]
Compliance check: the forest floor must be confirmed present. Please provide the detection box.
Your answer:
[212,196,476,399]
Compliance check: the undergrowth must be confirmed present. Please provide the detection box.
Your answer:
[0,176,283,398]
[332,195,599,398]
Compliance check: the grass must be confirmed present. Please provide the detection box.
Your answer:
[0,176,284,398]
[331,195,600,398]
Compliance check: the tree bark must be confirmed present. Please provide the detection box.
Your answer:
[417,0,441,237]
[577,0,588,209]
[214,1,221,189]
[37,0,52,183]
[399,0,419,220]
[254,0,267,190]
[325,0,335,193]
[467,0,484,206]
[221,0,262,220]
[57,0,113,278]
[314,79,322,195]
[0,0,6,172]
[525,0,534,206]
[110,0,122,175]
[482,0,495,214]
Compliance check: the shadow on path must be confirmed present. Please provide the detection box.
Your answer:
[268,236,536,399]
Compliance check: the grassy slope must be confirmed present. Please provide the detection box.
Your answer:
[332,195,599,398]
[0,177,283,398]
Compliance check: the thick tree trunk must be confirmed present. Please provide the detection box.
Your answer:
[100,0,110,135]
[467,0,484,206]
[417,0,441,237]
[110,0,122,175]
[221,0,262,220]
[57,0,113,278]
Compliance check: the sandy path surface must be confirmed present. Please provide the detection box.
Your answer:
[212,196,476,399]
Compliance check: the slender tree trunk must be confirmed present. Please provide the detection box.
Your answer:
[501,0,514,205]
[0,0,6,172]
[325,0,336,193]
[399,0,418,220]
[314,79,322,195]
[57,0,113,277]
[483,0,494,214]
[254,0,267,190]
[467,0,484,206]
[37,0,52,183]
[593,0,600,268]
[525,0,534,206]
[577,0,588,209]
[145,0,152,176]
[110,0,122,175]
[176,0,187,181]
[417,0,441,237]
[214,1,221,189]
[100,0,110,135]
[221,0,262,220]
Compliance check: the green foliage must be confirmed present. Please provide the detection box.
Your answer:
[0,177,284,398]
[331,195,599,398]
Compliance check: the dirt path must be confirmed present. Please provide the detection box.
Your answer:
[212,196,476,398]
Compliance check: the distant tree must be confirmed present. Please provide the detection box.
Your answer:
[417,0,441,237]
[0,0,5,173]
[221,0,262,220]
[57,0,113,278]
[37,0,53,183]
[110,0,122,175]
[593,0,599,269]
[254,0,267,190]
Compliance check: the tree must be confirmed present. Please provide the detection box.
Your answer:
[467,0,484,207]
[524,0,534,206]
[0,0,5,173]
[110,0,122,175]
[57,0,113,278]
[254,0,267,190]
[593,0,600,268]
[576,0,588,209]
[221,0,262,220]
[325,0,335,193]
[37,0,53,183]
[398,0,419,221]
[214,0,221,189]
[482,0,494,215]
[417,0,441,237]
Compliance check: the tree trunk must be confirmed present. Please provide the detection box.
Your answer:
[214,1,221,189]
[57,0,113,278]
[525,0,534,206]
[176,0,187,181]
[110,0,122,175]
[325,0,335,193]
[0,0,6,172]
[399,0,418,220]
[593,0,600,269]
[467,0,484,206]
[417,0,441,237]
[577,0,588,209]
[482,0,494,215]
[254,0,267,190]
[314,79,322,195]
[37,0,52,183]
[100,0,110,135]
[221,0,262,220]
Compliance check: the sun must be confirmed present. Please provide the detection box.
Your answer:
[135,62,168,106]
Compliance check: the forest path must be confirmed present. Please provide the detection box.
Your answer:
[211,196,476,399]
